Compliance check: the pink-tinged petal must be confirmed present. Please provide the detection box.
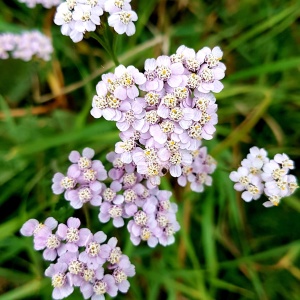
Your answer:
[78,228,92,246]
[179,119,192,129]
[112,195,123,205]
[131,223,141,236]
[117,121,131,131]
[20,219,39,236]
[118,280,130,293]
[168,75,182,87]
[203,124,216,135]
[57,224,68,239]
[121,152,132,164]
[170,62,184,75]
[148,236,158,248]
[68,151,80,163]
[115,22,127,34]
[114,86,127,100]
[43,248,57,261]
[94,231,107,244]
[90,107,103,118]
[108,237,118,248]
[241,191,253,202]
[213,68,225,80]
[157,147,170,161]
[113,217,124,228]
[45,217,58,230]
[212,80,224,93]
[99,244,111,259]
[157,104,170,118]
[170,165,182,177]
[90,181,102,192]
[263,201,274,208]
[178,176,187,187]
[127,86,139,99]
[130,235,141,245]
[102,108,116,121]
[90,195,102,206]
[67,217,80,229]
[146,80,159,91]
[82,148,95,159]
[65,243,78,252]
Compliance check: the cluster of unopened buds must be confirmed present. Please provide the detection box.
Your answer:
[54,0,138,42]
[230,147,298,207]
[21,217,135,299]
[91,44,222,190]
[18,0,61,8]
[0,30,53,61]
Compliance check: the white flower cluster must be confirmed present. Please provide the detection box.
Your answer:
[0,31,53,61]
[230,147,298,207]
[18,0,62,8]
[54,0,138,42]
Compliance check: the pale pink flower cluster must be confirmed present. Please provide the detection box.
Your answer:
[91,45,224,188]
[230,147,298,207]
[51,148,181,247]
[0,31,53,61]
[18,0,62,8]
[54,0,138,42]
[20,217,135,300]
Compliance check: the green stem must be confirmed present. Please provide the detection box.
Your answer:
[83,205,91,229]
[89,31,120,66]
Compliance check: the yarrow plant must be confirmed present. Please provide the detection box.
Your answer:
[54,0,138,42]
[16,1,299,299]
[229,147,298,207]
[21,216,135,299]
[18,0,62,8]
[0,31,53,61]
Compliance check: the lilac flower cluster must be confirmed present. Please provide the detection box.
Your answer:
[20,216,135,299]
[91,45,223,188]
[52,147,107,209]
[0,31,53,61]
[230,147,298,207]
[52,148,181,247]
[54,0,138,42]
[18,0,62,8]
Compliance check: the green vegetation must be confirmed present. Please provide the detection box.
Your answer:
[0,0,299,299]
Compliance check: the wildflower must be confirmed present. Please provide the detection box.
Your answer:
[56,217,92,253]
[79,231,110,269]
[45,263,74,299]
[108,10,138,36]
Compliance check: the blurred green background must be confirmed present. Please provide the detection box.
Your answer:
[0,0,300,299]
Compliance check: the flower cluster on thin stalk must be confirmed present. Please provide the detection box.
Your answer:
[0,31,53,61]
[54,0,138,42]
[20,216,135,300]
[229,146,298,207]
[52,147,107,209]
[18,0,62,8]
[90,45,223,189]
[51,148,181,247]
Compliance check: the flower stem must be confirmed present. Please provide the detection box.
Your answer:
[89,31,120,66]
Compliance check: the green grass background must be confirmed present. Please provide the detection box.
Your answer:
[0,0,300,299]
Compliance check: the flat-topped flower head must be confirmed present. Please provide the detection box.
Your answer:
[105,0,131,13]
[56,217,92,253]
[108,10,138,36]
[230,147,298,207]
[69,147,93,167]
[45,263,74,300]
[197,46,223,68]
[79,231,110,269]
[18,0,62,8]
